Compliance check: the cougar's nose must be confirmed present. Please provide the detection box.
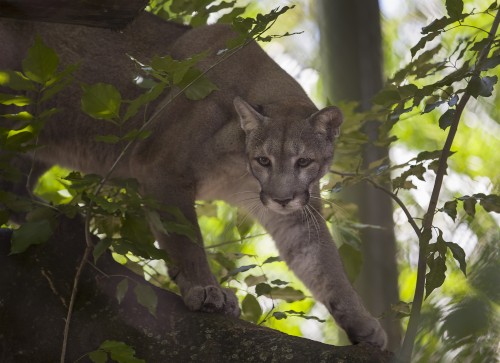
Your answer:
[273,197,293,207]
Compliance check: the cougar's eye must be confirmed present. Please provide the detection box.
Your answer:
[296,158,313,168]
[256,156,271,167]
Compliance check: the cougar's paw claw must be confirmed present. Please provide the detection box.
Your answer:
[347,315,388,350]
[184,285,240,317]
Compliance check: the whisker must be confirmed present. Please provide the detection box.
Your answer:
[302,208,311,244]
[304,205,320,243]
[237,201,261,230]
[308,203,328,224]
[310,194,350,219]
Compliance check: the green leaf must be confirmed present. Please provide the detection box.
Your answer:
[421,15,467,34]
[219,6,247,23]
[270,279,289,286]
[163,220,197,243]
[0,70,35,91]
[445,0,464,19]
[425,255,447,298]
[116,279,129,304]
[255,282,272,296]
[81,83,122,121]
[221,264,258,283]
[262,256,281,265]
[182,71,219,100]
[267,286,306,303]
[439,109,456,130]
[448,94,459,107]
[416,149,444,162]
[442,200,458,221]
[241,293,262,323]
[122,129,152,142]
[99,340,145,363]
[22,35,59,84]
[88,350,108,363]
[462,197,476,217]
[283,310,326,322]
[410,32,440,58]
[392,164,427,189]
[1,111,33,121]
[428,159,440,174]
[123,82,166,122]
[446,242,467,276]
[133,283,157,317]
[10,219,53,254]
[236,211,253,238]
[467,75,498,98]
[95,134,121,144]
[244,274,267,287]
[121,213,155,245]
[423,98,446,113]
[272,311,288,320]
[488,0,498,10]
[479,55,500,71]
[40,63,78,103]
[372,88,400,106]
[0,93,31,106]
[4,124,36,148]
[93,238,113,263]
[479,194,500,213]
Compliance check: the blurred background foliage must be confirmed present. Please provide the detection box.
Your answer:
[15,0,499,361]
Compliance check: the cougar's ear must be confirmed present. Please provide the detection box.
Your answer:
[309,106,343,141]
[234,97,265,134]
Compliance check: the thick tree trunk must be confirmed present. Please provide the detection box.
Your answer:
[0,216,393,363]
[0,0,148,29]
[317,0,401,350]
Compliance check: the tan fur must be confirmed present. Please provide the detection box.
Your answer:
[0,13,386,348]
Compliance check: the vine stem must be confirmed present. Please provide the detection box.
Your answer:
[399,9,500,362]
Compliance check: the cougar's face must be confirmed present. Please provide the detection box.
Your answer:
[234,97,343,215]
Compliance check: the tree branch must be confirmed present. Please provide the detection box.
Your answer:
[0,216,394,363]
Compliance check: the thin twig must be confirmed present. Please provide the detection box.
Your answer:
[364,178,422,238]
[205,232,268,249]
[399,10,500,362]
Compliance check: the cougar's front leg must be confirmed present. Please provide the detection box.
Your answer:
[140,179,240,317]
[256,202,387,348]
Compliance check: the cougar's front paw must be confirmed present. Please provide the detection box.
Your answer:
[344,314,387,349]
[184,285,240,317]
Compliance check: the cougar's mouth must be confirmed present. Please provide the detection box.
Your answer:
[259,190,309,215]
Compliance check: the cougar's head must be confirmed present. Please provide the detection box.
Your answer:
[234,97,343,215]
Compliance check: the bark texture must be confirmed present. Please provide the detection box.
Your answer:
[0,0,148,29]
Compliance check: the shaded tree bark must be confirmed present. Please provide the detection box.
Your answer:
[0,0,148,29]
[317,0,401,351]
[0,216,393,363]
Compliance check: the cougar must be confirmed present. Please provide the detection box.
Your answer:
[0,12,387,348]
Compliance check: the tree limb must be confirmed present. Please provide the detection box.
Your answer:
[0,216,393,363]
